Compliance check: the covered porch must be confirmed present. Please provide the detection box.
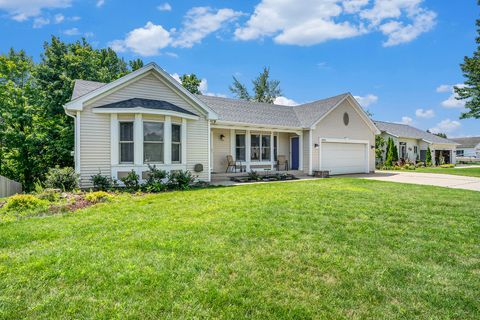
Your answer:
[210,125,304,175]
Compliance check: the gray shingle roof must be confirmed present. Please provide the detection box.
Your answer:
[94,98,197,116]
[374,120,458,145]
[70,79,352,128]
[450,137,480,148]
[71,80,105,100]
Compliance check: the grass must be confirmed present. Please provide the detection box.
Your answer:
[1,179,479,319]
[414,166,480,178]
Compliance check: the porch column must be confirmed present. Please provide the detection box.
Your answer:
[230,129,235,159]
[270,131,274,170]
[164,116,172,165]
[308,130,313,175]
[246,130,251,171]
[298,131,303,172]
[134,113,143,165]
[110,114,118,166]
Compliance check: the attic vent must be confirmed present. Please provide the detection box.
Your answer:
[343,112,349,126]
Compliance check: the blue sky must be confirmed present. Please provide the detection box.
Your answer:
[1,0,478,137]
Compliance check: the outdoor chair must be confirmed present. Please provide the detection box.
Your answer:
[276,155,289,171]
[226,155,244,173]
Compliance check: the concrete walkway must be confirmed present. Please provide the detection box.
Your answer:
[353,171,480,191]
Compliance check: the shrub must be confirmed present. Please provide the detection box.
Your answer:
[144,165,168,193]
[36,189,60,202]
[85,191,113,203]
[91,172,116,191]
[167,170,195,190]
[426,146,433,166]
[45,167,78,191]
[440,164,455,168]
[120,170,140,191]
[247,170,261,181]
[416,162,425,168]
[1,195,49,216]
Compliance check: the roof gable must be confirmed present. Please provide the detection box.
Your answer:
[64,63,218,119]
[374,120,458,145]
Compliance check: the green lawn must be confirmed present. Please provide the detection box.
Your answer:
[415,166,480,178]
[1,179,479,319]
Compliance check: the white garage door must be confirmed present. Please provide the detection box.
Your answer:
[321,142,367,175]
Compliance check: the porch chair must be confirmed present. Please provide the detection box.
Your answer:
[276,155,289,171]
[226,155,244,173]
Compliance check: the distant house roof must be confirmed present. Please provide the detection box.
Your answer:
[451,137,480,148]
[374,120,458,145]
[94,98,198,116]
[71,79,352,128]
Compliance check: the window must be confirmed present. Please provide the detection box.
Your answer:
[274,136,278,161]
[143,122,164,163]
[172,124,181,163]
[119,122,134,163]
[456,150,464,157]
[235,134,246,161]
[414,146,418,154]
[251,134,271,161]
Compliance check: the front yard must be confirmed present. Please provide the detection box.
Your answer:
[415,166,480,177]
[1,179,479,319]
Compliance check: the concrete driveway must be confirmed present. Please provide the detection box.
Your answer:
[352,171,480,191]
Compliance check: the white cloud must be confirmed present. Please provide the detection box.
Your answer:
[354,94,378,107]
[109,22,172,56]
[205,92,228,98]
[96,0,105,8]
[399,116,413,125]
[33,16,50,28]
[0,0,71,21]
[415,108,435,118]
[173,7,243,48]
[63,27,80,36]
[436,83,466,108]
[429,119,461,134]
[157,3,172,12]
[170,73,181,83]
[235,0,435,47]
[274,96,299,106]
[54,13,64,23]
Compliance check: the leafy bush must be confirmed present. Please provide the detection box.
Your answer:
[1,195,49,216]
[247,170,261,181]
[45,167,78,191]
[36,189,60,202]
[85,191,113,203]
[440,164,455,168]
[120,170,140,191]
[144,165,168,192]
[416,162,425,168]
[167,170,195,190]
[91,172,116,191]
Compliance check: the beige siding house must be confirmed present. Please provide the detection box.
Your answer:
[64,63,380,187]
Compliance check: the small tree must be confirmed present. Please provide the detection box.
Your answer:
[385,138,394,167]
[229,66,282,103]
[393,144,399,162]
[375,135,386,162]
[180,74,202,94]
[426,146,433,166]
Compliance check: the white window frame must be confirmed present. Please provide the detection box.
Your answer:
[143,120,165,164]
[119,121,134,164]
[171,122,182,164]
[235,133,246,161]
[250,133,271,162]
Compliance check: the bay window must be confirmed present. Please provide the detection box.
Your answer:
[119,122,134,163]
[143,122,164,163]
[172,124,181,163]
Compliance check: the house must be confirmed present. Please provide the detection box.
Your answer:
[64,63,379,187]
[451,137,480,159]
[374,120,458,165]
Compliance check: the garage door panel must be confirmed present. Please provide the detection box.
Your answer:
[321,142,367,175]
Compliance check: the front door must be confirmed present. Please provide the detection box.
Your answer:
[291,137,299,170]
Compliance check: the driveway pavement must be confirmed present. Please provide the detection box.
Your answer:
[352,171,480,191]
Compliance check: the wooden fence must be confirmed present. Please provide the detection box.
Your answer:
[0,175,22,198]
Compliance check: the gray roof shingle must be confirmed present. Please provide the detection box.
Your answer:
[374,120,458,145]
[94,98,197,116]
[71,80,105,100]
[450,137,480,148]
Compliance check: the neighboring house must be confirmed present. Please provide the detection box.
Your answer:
[451,137,480,159]
[374,120,458,165]
[64,63,379,187]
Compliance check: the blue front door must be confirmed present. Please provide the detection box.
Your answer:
[291,137,299,170]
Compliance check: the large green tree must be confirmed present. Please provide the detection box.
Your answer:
[229,67,282,103]
[455,2,480,119]
[180,74,202,94]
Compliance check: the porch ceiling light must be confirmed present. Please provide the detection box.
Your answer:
[220,134,225,141]
[314,143,319,149]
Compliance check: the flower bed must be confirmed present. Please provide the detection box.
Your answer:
[231,172,298,183]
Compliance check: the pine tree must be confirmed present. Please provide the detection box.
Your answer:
[426,146,432,166]
[385,138,394,167]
